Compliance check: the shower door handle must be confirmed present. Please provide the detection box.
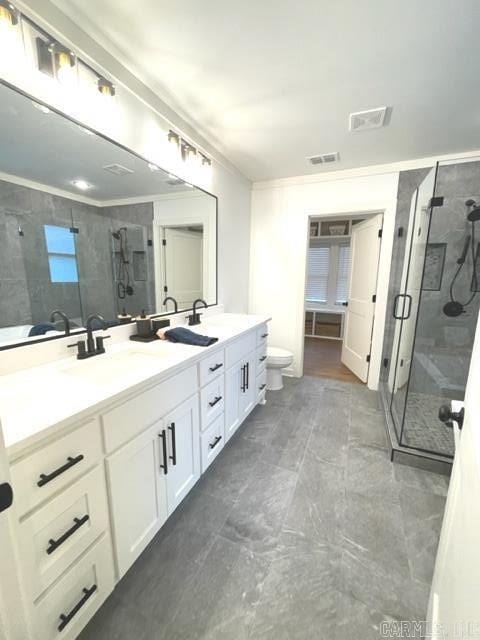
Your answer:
[393,294,413,320]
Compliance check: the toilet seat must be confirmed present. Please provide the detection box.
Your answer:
[267,346,293,365]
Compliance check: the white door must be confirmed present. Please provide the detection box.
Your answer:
[164,396,200,514]
[164,228,203,309]
[0,422,31,640]
[341,214,383,382]
[427,313,480,638]
[225,364,242,442]
[106,421,168,578]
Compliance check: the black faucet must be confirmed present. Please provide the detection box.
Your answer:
[163,296,178,314]
[50,309,70,336]
[68,314,110,360]
[188,299,208,326]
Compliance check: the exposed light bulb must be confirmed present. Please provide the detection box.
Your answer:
[97,78,115,97]
[55,49,76,85]
[0,3,17,29]
[148,163,160,172]
[72,179,92,191]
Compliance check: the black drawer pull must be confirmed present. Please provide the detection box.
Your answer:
[47,515,90,555]
[159,430,168,475]
[246,362,249,389]
[209,436,222,450]
[168,422,177,466]
[58,584,97,632]
[259,384,266,391]
[37,455,84,488]
[209,363,223,372]
[259,355,267,362]
[261,333,269,338]
[208,396,222,408]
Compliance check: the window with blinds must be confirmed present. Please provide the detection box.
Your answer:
[335,245,351,303]
[306,246,330,302]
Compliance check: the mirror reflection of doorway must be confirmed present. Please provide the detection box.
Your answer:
[161,226,204,310]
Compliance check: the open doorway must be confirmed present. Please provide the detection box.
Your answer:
[303,213,383,385]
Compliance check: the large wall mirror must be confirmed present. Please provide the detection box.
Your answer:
[0,81,217,349]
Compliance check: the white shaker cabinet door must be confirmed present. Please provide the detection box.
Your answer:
[225,364,242,442]
[164,395,200,514]
[107,421,168,578]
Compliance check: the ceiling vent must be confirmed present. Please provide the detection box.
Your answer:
[307,152,340,166]
[102,163,134,176]
[349,107,388,132]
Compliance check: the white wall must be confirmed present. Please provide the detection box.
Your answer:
[249,171,399,389]
[1,0,251,315]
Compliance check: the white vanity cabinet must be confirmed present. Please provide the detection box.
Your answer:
[6,314,270,640]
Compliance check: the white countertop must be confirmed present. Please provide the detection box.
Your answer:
[0,313,270,458]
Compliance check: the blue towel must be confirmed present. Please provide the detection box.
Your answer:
[29,323,57,337]
[164,327,218,347]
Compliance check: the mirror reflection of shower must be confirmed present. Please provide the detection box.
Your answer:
[443,199,480,317]
[112,227,134,301]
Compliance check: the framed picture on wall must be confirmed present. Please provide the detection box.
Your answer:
[423,243,447,291]
[310,221,319,237]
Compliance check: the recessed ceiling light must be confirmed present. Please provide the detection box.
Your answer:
[32,101,51,114]
[148,163,160,172]
[72,179,92,190]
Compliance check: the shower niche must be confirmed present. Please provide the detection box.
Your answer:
[380,158,480,466]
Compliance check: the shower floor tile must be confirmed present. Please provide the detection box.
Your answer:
[400,391,455,456]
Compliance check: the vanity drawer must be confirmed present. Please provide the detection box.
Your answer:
[33,534,114,640]
[11,419,102,517]
[200,413,225,473]
[256,344,268,376]
[19,466,110,601]
[200,375,225,430]
[199,348,225,387]
[225,331,256,369]
[256,324,269,347]
[256,370,267,403]
[102,365,197,453]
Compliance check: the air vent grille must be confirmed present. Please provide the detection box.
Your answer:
[349,107,388,132]
[103,163,134,176]
[307,152,339,166]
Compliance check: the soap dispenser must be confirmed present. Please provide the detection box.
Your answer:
[136,310,153,337]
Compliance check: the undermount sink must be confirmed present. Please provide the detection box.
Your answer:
[62,349,165,384]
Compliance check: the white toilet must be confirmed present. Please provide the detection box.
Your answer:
[266,346,294,391]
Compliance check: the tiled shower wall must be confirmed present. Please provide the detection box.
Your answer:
[0,179,154,328]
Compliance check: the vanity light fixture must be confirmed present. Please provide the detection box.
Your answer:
[181,140,197,163]
[0,1,19,29]
[168,130,180,145]
[72,179,92,191]
[200,153,211,167]
[49,42,76,83]
[97,77,116,97]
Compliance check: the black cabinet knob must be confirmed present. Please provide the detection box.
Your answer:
[438,405,464,430]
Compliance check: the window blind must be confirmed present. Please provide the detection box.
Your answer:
[306,246,330,302]
[335,244,351,303]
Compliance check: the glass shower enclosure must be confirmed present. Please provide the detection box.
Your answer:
[381,158,480,462]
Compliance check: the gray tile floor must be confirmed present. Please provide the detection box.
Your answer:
[80,377,449,640]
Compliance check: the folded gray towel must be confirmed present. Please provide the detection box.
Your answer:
[164,327,218,347]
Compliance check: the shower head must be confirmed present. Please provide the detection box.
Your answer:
[468,207,480,222]
[465,199,480,222]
